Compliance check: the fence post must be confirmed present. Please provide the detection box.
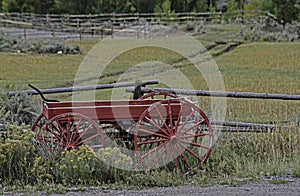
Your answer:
[23,29,27,39]
[111,22,114,38]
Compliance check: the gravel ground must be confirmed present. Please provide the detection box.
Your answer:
[3,177,299,195]
[24,177,297,196]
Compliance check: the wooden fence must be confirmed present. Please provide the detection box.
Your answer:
[0,10,275,40]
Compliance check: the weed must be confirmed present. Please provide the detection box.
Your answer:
[268,179,292,185]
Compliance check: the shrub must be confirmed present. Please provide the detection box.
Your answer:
[0,30,82,54]
[0,124,36,185]
[0,86,40,126]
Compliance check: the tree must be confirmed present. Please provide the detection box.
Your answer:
[272,0,299,28]
[154,0,174,13]
[227,0,238,12]
[136,0,160,13]
[194,0,208,12]
[261,0,275,12]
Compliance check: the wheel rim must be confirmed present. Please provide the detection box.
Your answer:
[138,91,178,100]
[35,113,105,158]
[31,113,47,133]
[134,98,212,171]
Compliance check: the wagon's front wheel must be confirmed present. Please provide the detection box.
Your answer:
[134,99,213,171]
[35,113,105,158]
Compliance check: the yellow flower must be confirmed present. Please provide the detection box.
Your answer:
[60,164,67,170]
[73,165,78,169]
[70,159,74,163]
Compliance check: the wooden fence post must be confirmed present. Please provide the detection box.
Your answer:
[23,29,27,39]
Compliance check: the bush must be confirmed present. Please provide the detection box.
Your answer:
[0,124,36,185]
[0,86,40,126]
[243,23,299,42]
[0,30,82,54]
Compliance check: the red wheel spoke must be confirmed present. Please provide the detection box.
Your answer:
[44,126,62,141]
[70,119,84,144]
[74,120,93,143]
[166,142,173,161]
[154,107,172,133]
[173,143,179,168]
[179,131,209,139]
[141,141,168,159]
[177,142,204,162]
[178,110,196,132]
[137,138,168,146]
[138,128,168,139]
[178,139,211,150]
[144,116,169,135]
[178,119,206,136]
[53,119,67,140]
[174,105,183,132]
[79,132,102,145]
[66,117,72,142]
[167,101,174,132]
[149,142,171,169]
[174,143,191,168]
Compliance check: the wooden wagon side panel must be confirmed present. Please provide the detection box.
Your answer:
[42,99,184,122]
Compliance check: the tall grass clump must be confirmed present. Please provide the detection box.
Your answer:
[205,125,300,179]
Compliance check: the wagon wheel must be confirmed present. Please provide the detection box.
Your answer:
[35,113,105,159]
[31,113,47,133]
[138,91,178,100]
[134,99,212,171]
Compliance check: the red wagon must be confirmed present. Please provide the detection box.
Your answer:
[31,85,213,170]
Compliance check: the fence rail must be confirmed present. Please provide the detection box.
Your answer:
[0,10,275,40]
[126,87,300,101]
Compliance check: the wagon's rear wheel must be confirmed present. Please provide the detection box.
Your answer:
[31,113,47,133]
[138,91,178,100]
[35,113,105,158]
[134,99,212,171]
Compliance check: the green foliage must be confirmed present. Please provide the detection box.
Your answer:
[245,0,262,11]
[154,0,175,14]
[0,86,39,125]
[272,0,299,27]
[0,32,82,54]
[204,127,300,178]
[227,0,239,12]
[243,25,299,42]
[0,124,36,185]
[54,146,107,185]
[261,0,275,12]
[194,0,208,12]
